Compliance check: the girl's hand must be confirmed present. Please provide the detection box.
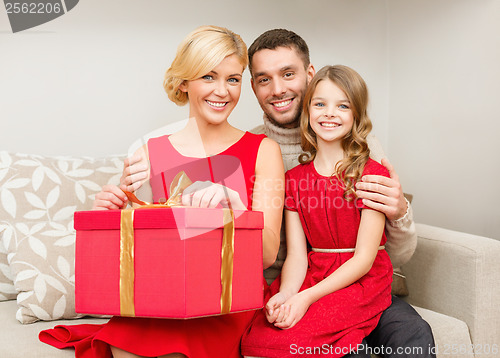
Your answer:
[120,149,149,193]
[92,185,128,210]
[265,292,288,324]
[273,292,311,330]
[181,181,246,210]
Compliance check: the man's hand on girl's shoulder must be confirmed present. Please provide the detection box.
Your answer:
[355,158,408,221]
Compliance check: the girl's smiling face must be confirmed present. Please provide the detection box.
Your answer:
[180,54,244,126]
[309,79,354,145]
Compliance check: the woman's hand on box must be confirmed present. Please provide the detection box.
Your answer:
[92,185,128,210]
[120,148,150,193]
[181,181,246,211]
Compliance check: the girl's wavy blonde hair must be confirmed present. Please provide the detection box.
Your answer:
[163,25,248,105]
[299,65,372,200]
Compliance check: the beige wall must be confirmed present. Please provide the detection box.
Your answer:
[1,0,498,239]
[0,0,389,156]
[387,0,500,240]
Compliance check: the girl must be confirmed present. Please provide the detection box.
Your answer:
[241,65,393,358]
[40,25,284,358]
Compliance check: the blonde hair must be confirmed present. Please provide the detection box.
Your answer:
[299,65,372,200]
[163,25,248,105]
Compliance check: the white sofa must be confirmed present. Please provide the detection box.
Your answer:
[1,151,499,358]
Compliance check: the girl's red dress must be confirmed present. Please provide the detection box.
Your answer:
[241,159,393,358]
[39,132,266,358]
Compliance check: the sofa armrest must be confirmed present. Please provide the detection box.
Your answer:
[403,223,500,355]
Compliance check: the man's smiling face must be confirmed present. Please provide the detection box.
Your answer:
[250,46,315,128]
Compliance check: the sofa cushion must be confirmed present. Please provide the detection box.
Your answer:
[0,151,125,323]
[413,305,473,358]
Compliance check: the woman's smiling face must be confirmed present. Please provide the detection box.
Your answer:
[180,54,244,126]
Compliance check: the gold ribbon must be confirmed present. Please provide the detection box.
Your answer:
[119,209,135,316]
[220,208,235,314]
[118,171,235,316]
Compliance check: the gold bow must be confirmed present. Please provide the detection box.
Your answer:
[118,171,235,317]
[123,171,193,208]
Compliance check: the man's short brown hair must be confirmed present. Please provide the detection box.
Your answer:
[248,29,310,76]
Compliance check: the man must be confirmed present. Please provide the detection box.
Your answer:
[248,29,434,357]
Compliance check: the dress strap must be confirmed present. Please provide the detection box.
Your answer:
[311,245,385,253]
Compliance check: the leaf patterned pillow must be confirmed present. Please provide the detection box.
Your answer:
[0,151,125,322]
[0,224,16,300]
[7,220,82,323]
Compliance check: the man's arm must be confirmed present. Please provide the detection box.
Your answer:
[382,198,417,268]
[357,134,418,267]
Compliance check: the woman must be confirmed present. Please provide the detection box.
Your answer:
[41,25,284,358]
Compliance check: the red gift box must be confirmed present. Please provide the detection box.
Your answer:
[74,207,264,319]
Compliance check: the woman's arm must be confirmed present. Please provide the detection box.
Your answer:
[252,138,285,269]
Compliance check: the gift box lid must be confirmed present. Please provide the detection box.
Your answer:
[74,207,263,230]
